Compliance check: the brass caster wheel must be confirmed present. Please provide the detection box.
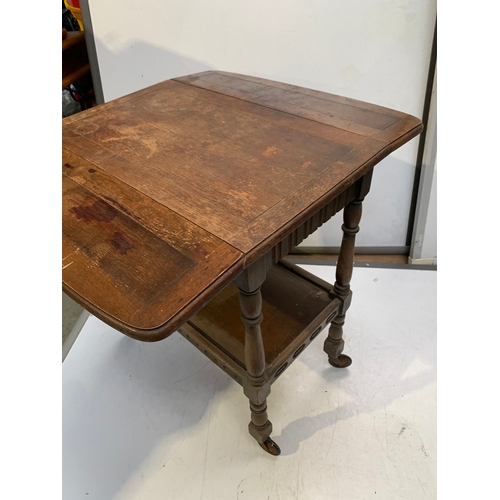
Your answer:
[329,354,352,368]
[259,438,281,456]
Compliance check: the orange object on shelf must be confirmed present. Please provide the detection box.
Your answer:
[64,0,83,30]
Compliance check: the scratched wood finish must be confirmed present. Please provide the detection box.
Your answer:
[62,149,243,341]
[62,71,422,340]
[174,72,422,255]
[177,71,408,137]
[64,71,422,256]
[62,81,351,244]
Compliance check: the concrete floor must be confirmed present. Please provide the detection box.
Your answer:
[62,265,436,500]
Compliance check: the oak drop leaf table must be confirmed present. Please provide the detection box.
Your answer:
[62,71,422,455]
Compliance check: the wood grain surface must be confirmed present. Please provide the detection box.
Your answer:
[62,149,243,340]
[62,71,423,339]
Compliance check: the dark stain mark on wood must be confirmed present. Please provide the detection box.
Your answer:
[64,163,74,169]
[111,231,134,254]
[71,200,117,222]
[88,168,97,173]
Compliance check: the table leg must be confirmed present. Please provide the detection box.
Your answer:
[324,197,363,368]
[236,264,281,456]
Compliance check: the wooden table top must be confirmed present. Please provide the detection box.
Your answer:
[62,71,422,341]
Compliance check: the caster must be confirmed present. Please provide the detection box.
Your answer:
[259,438,281,456]
[329,354,352,368]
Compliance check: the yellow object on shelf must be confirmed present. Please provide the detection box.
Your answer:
[64,0,84,31]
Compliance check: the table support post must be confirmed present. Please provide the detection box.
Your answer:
[235,259,281,456]
[324,197,364,368]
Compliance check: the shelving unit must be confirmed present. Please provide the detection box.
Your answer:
[62,31,90,90]
[179,261,342,385]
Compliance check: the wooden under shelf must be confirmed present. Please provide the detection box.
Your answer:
[178,261,341,384]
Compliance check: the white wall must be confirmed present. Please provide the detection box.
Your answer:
[87,0,436,247]
[421,161,437,260]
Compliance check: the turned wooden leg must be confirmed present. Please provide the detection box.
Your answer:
[324,198,363,368]
[237,285,280,456]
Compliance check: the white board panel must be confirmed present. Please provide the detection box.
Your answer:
[87,0,436,247]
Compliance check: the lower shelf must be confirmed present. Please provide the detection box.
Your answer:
[178,261,341,385]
